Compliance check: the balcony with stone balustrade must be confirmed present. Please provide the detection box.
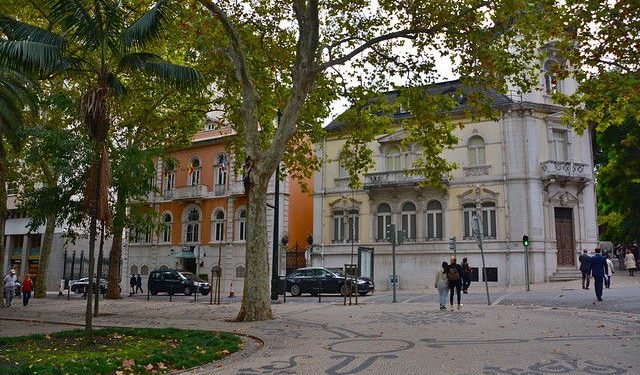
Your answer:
[539,160,591,182]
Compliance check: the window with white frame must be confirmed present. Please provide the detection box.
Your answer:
[543,59,561,94]
[215,154,227,187]
[165,166,175,191]
[385,145,403,171]
[237,209,246,241]
[426,200,443,240]
[185,208,200,243]
[463,203,477,238]
[376,203,392,241]
[189,157,201,186]
[161,213,172,243]
[332,210,359,243]
[338,153,349,178]
[550,129,569,161]
[468,136,486,166]
[213,210,225,242]
[401,202,417,241]
[481,202,497,239]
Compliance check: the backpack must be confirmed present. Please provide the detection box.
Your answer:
[447,265,461,281]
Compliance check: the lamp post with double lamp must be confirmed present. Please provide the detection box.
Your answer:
[270,110,283,301]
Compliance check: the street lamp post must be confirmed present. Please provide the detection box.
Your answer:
[270,111,283,301]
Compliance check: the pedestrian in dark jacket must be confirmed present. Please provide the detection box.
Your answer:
[447,257,463,310]
[129,274,136,295]
[591,248,608,302]
[462,258,472,294]
[135,274,143,294]
[578,250,592,289]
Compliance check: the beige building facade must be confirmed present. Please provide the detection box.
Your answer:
[312,72,598,289]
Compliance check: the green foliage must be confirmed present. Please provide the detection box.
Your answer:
[553,0,639,133]
[595,116,640,242]
[0,328,241,375]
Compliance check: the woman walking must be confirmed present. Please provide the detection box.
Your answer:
[21,274,33,306]
[434,262,449,310]
[625,250,636,276]
[448,257,463,310]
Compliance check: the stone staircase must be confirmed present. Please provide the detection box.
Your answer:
[549,267,582,282]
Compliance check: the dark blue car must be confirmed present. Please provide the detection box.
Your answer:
[286,267,374,296]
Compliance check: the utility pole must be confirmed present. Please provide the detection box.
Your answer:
[270,110,282,301]
[472,215,491,305]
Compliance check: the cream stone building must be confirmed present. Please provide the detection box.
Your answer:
[312,69,598,289]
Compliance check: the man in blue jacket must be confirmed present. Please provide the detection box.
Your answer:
[591,247,609,302]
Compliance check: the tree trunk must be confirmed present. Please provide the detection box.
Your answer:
[235,176,274,321]
[34,213,55,298]
[0,153,7,275]
[106,191,125,299]
[94,221,105,317]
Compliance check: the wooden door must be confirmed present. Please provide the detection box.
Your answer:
[554,208,575,266]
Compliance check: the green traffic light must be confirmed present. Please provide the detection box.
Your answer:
[522,235,529,247]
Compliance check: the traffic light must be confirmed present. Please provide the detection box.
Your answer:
[448,236,457,251]
[386,224,396,244]
[522,235,529,247]
[397,230,405,245]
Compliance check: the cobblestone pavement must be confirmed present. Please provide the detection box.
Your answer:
[1,277,639,375]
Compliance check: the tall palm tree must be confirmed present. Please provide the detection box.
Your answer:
[0,0,201,339]
[0,14,63,287]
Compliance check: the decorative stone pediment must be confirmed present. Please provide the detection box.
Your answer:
[329,196,362,211]
[549,191,578,207]
[377,129,407,144]
[457,184,499,204]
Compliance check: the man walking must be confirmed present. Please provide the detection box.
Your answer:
[135,274,143,294]
[462,258,472,294]
[3,269,17,307]
[591,247,608,302]
[579,250,592,289]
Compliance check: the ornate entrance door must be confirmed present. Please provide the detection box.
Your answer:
[554,207,575,266]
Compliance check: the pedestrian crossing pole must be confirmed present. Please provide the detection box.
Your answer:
[386,224,404,303]
[472,215,491,305]
[522,235,530,292]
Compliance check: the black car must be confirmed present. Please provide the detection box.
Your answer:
[148,269,210,296]
[286,267,374,296]
[70,278,108,294]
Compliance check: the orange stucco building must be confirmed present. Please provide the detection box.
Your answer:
[125,126,313,296]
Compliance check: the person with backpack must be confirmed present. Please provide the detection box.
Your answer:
[462,258,472,294]
[447,257,463,310]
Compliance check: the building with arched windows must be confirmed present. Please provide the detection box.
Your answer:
[125,125,313,296]
[313,66,598,289]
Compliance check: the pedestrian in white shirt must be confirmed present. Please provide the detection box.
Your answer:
[3,269,17,307]
[605,254,614,289]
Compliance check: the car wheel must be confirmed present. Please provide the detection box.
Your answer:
[290,284,302,296]
[183,286,193,296]
[358,292,369,296]
[340,283,351,297]
[150,288,158,296]
[200,291,209,296]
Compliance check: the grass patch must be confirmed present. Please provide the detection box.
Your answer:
[0,328,241,374]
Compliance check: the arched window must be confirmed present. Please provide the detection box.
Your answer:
[213,210,225,242]
[236,265,245,278]
[385,145,402,171]
[426,200,443,240]
[164,164,175,191]
[188,157,201,186]
[401,202,416,241]
[463,203,477,238]
[543,59,561,94]
[141,265,149,276]
[161,213,172,243]
[376,203,392,241]
[184,207,200,243]
[467,136,486,166]
[130,265,138,275]
[215,154,227,188]
[481,202,497,239]
[237,209,247,241]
